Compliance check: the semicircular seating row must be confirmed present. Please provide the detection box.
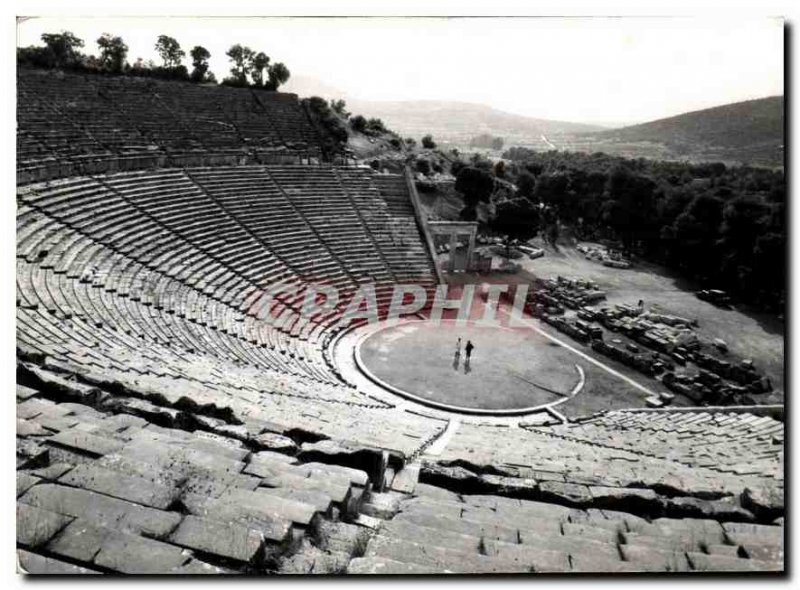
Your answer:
[16,164,784,497]
[17,68,325,176]
[17,165,442,450]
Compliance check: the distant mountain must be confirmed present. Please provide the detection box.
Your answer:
[281,75,605,146]
[345,99,605,145]
[567,96,784,168]
[284,75,784,166]
[594,96,783,148]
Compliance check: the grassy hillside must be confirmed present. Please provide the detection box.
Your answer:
[564,96,784,168]
[595,96,783,148]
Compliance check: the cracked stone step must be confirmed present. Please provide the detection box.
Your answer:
[394,509,519,544]
[722,522,784,545]
[19,483,181,539]
[513,530,622,561]
[276,539,350,574]
[255,486,335,516]
[461,505,563,536]
[347,556,436,574]
[413,482,462,503]
[314,520,371,555]
[376,518,483,554]
[17,549,101,574]
[17,439,49,469]
[48,430,125,457]
[46,519,193,573]
[390,462,420,494]
[686,552,783,572]
[481,539,573,572]
[399,496,464,519]
[179,492,293,544]
[363,534,532,573]
[194,484,321,530]
[57,463,181,509]
[17,472,42,497]
[168,515,266,565]
[17,503,74,549]
[618,545,692,572]
[360,491,406,519]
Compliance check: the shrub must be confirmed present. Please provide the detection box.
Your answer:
[350,115,367,133]
[416,159,431,175]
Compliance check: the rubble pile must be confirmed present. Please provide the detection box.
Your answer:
[576,244,632,269]
[526,276,775,408]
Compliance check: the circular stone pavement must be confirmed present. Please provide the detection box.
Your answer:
[356,320,584,413]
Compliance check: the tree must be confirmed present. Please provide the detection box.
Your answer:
[601,166,658,252]
[225,44,255,85]
[249,52,270,86]
[350,115,367,133]
[455,166,494,220]
[366,118,387,134]
[302,96,348,151]
[266,62,290,90]
[516,171,536,201]
[664,194,723,279]
[718,196,770,297]
[40,31,84,68]
[155,35,185,68]
[331,99,350,118]
[416,159,432,175]
[96,34,128,73]
[421,134,436,149]
[469,133,503,150]
[534,172,570,207]
[490,198,541,258]
[189,45,211,82]
[752,231,785,310]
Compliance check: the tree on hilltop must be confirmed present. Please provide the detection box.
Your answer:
[224,44,255,85]
[249,52,270,86]
[331,99,350,118]
[189,45,213,82]
[350,115,367,133]
[97,34,128,73]
[155,35,185,68]
[421,134,436,149]
[266,62,290,90]
[41,31,84,67]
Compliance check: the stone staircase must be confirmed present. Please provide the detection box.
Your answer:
[347,481,783,574]
[16,379,381,574]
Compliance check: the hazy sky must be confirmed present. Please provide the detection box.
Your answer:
[17,17,784,126]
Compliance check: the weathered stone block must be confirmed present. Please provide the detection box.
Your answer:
[47,431,125,457]
[180,493,293,543]
[17,503,73,548]
[347,556,436,574]
[538,481,593,506]
[58,463,180,509]
[17,472,42,497]
[20,483,181,539]
[17,549,100,574]
[169,515,265,565]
